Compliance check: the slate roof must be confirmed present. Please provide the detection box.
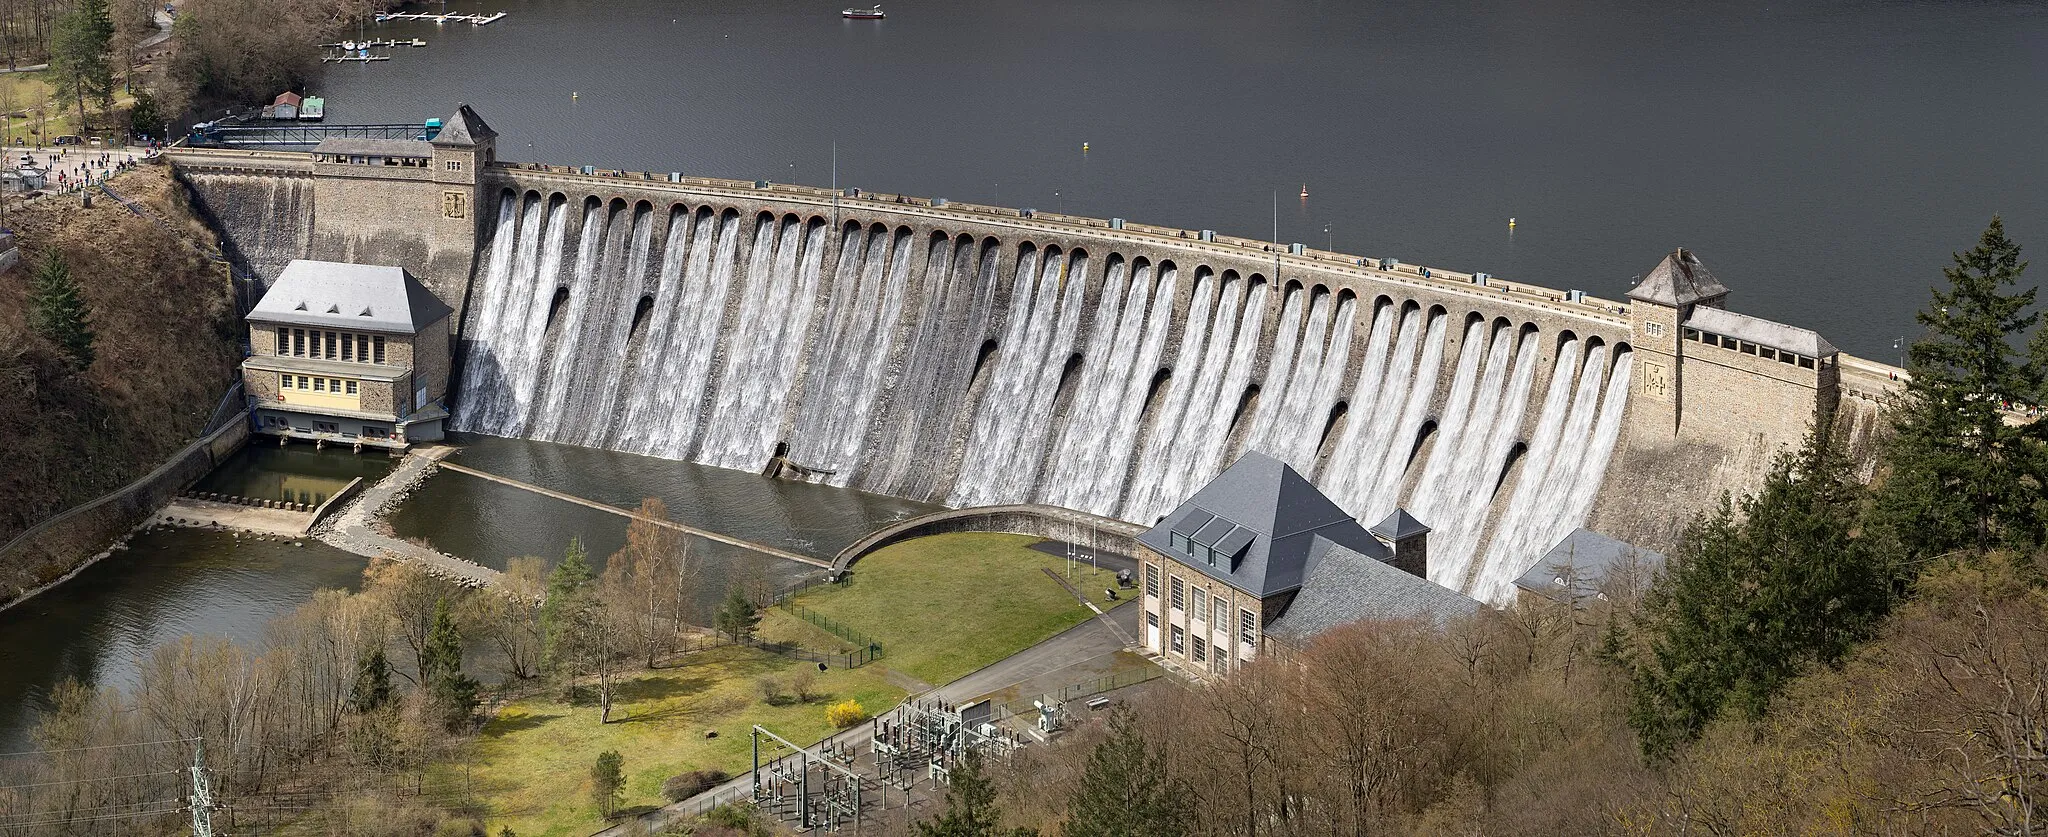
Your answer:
[1265,541,1483,640]
[1686,306,1838,359]
[247,260,453,334]
[1512,528,1666,605]
[1627,247,1730,307]
[431,104,497,147]
[1135,451,1390,598]
[272,92,302,107]
[1370,508,1431,540]
[314,138,433,158]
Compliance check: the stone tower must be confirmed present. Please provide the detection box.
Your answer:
[428,104,497,288]
[1625,248,1730,438]
[1369,508,1431,579]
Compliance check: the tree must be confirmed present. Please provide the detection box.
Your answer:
[48,0,112,131]
[467,555,546,680]
[1610,424,1898,758]
[601,497,692,668]
[915,748,1035,837]
[1872,216,2046,558]
[422,597,477,729]
[107,0,152,91]
[125,88,160,140]
[541,537,594,673]
[714,584,760,643]
[28,250,95,369]
[348,647,394,714]
[1060,708,1190,837]
[590,749,625,819]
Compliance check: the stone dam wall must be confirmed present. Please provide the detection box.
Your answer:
[167,147,1898,602]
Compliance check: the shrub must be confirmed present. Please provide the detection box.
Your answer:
[661,769,730,802]
[757,676,789,706]
[826,699,869,728]
[789,668,817,703]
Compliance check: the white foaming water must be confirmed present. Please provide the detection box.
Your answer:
[450,206,1645,598]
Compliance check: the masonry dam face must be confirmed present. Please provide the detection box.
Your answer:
[173,147,1889,605]
[432,187,1637,602]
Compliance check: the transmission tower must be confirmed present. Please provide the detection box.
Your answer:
[188,738,215,837]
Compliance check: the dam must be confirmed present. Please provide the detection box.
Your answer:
[168,107,1899,603]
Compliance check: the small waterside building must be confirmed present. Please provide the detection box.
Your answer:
[241,259,453,448]
[267,91,303,120]
[1133,451,1480,680]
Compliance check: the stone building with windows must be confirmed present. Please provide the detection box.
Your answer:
[242,259,454,448]
[1133,451,1480,680]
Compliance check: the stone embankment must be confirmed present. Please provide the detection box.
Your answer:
[311,446,503,587]
[152,497,312,537]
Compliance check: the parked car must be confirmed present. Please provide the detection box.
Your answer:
[53,135,81,146]
[88,137,102,147]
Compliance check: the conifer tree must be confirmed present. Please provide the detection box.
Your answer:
[423,597,477,728]
[590,749,625,818]
[541,537,594,673]
[28,251,95,370]
[49,0,113,130]
[714,584,759,643]
[915,748,1034,837]
[1872,216,2045,556]
[1061,709,1191,837]
[1609,424,1895,758]
[348,647,394,714]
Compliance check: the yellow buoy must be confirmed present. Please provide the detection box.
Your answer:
[1082,141,1089,152]
[1508,217,1517,229]
[572,91,579,99]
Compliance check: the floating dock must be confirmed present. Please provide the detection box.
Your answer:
[323,54,391,63]
[319,38,425,48]
[374,11,506,25]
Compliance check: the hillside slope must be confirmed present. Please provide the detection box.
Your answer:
[0,164,239,548]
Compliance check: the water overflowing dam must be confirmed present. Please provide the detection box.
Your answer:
[444,187,1638,600]
[168,123,1898,603]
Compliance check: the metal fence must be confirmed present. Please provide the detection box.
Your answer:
[770,576,884,667]
[990,666,1165,722]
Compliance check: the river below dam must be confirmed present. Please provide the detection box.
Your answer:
[0,436,935,749]
[309,0,2048,359]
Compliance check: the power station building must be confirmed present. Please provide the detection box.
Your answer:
[1133,452,1480,679]
[241,259,454,448]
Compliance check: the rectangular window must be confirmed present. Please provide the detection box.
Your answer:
[1144,563,1159,598]
[292,329,305,356]
[1798,356,1815,369]
[342,334,353,361]
[1169,625,1184,655]
[325,331,337,359]
[1191,636,1206,663]
[280,373,292,390]
[345,381,358,395]
[1240,609,1257,646]
[1192,587,1208,622]
[1214,596,1228,626]
[1145,611,1158,629]
[373,336,386,364]
[1169,576,1184,612]
[313,378,325,392]
[445,160,462,171]
[276,327,289,355]
[1644,321,1666,337]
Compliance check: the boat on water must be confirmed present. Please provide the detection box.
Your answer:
[843,5,884,19]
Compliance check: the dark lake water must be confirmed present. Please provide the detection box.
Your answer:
[312,0,2048,359]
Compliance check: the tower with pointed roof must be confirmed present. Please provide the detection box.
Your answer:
[1627,247,1730,437]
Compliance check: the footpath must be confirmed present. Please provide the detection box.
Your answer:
[311,445,503,587]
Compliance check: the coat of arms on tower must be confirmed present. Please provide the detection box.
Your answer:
[442,190,467,219]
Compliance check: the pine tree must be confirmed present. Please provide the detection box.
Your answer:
[348,647,394,714]
[713,584,759,643]
[1872,216,2045,557]
[1610,424,1897,758]
[590,749,625,819]
[49,0,113,131]
[914,748,1034,837]
[541,537,594,673]
[1061,709,1191,837]
[423,597,478,728]
[28,251,95,370]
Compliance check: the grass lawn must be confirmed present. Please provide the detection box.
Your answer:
[448,644,905,837]
[778,532,1120,686]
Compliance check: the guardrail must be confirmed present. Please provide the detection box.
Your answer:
[488,161,1634,329]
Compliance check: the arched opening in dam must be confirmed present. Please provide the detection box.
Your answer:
[450,189,1641,600]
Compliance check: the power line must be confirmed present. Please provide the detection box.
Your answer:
[0,769,183,791]
[0,736,198,760]
[0,797,189,823]
[0,801,185,829]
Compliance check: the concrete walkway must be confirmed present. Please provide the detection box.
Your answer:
[435,460,833,568]
[312,446,503,587]
[153,497,311,537]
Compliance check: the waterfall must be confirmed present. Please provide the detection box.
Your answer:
[449,205,1647,599]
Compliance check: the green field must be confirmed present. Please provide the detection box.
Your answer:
[453,532,1113,836]
[778,532,1119,686]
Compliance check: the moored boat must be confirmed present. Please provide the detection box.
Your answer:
[843,5,884,19]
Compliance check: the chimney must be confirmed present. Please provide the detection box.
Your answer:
[1369,508,1431,579]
